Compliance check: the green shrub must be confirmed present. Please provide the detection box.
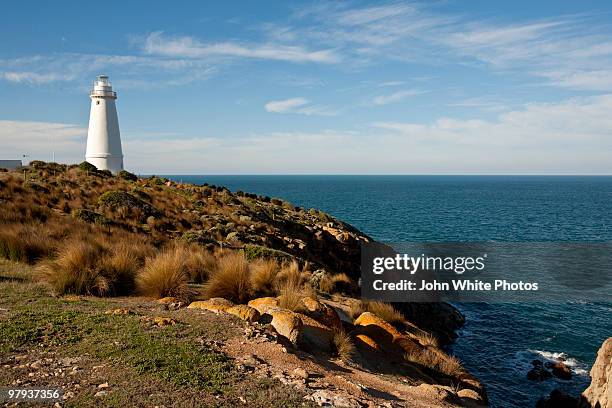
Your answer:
[118,170,137,181]
[78,161,98,172]
[73,209,111,226]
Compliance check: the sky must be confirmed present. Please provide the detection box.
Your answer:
[1,0,612,174]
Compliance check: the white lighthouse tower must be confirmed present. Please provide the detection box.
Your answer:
[85,75,123,173]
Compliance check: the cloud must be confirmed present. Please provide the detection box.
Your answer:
[142,32,340,64]
[0,120,86,163]
[0,71,70,84]
[3,94,611,174]
[264,97,337,116]
[372,89,426,105]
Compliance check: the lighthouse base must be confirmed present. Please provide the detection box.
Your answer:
[86,156,123,174]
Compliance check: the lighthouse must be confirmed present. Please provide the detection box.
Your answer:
[85,75,123,173]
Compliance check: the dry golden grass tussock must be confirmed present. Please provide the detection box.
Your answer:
[100,240,153,295]
[173,243,218,283]
[404,348,464,378]
[319,273,355,295]
[350,300,405,325]
[37,240,110,296]
[276,261,313,312]
[249,258,279,296]
[204,251,252,303]
[137,246,190,299]
[0,223,55,264]
[332,329,356,363]
[413,331,440,348]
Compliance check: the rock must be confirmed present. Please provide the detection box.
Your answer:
[98,382,109,389]
[188,298,234,312]
[457,388,483,403]
[353,312,420,355]
[152,317,176,327]
[292,367,310,380]
[157,297,178,304]
[306,390,362,408]
[269,310,303,346]
[295,313,334,352]
[528,360,553,381]
[537,389,579,408]
[354,334,381,352]
[551,361,572,380]
[226,305,261,322]
[95,390,108,397]
[104,308,132,315]
[580,337,612,408]
[302,297,342,330]
[247,297,280,314]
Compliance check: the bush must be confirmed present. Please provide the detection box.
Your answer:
[73,209,111,226]
[78,161,98,172]
[204,251,252,303]
[136,247,190,299]
[118,170,137,181]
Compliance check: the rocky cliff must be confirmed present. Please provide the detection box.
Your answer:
[581,337,612,408]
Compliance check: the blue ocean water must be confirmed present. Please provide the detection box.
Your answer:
[166,175,612,407]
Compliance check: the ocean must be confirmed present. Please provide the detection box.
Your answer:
[165,175,612,407]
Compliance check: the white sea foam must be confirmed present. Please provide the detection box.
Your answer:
[530,350,589,376]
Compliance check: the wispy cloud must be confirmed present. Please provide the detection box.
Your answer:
[372,89,426,105]
[142,32,340,64]
[264,97,337,116]
[0,71,70,84]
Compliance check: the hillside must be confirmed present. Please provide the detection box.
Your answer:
[0,161,486,407]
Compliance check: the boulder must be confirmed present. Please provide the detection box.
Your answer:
[188,297,234,312]
[551,361,572,380]
[537,389,579,408]
[528,360,553,381]
[269,310,303,346]
[580,337,612,408]
[354,334,381,352]
[157,296,178,304]
[353,312,421,355]
[226,305,261,322]
[247,297,280,314]
[295,313,334,352]
[302,296,342,330]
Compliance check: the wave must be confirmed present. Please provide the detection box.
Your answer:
[529,350,589,376]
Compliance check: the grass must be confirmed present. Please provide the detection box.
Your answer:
[276,261,312,312]
[136,246,190,299]
[0,223,54,263]
[37,240,111,296]
[350,300,405,326]
[332,329,356,363]
[250,258,279,296]
[0,259,311,407]
[404,348,465,378]
[319,273,355,295]
[204,251,252,303]
[413,331,440,348]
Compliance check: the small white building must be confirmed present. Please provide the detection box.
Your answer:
[85,75,124,173]
[0,160,22,170]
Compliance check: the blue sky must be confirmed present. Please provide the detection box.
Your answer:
[1,0,612,174]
